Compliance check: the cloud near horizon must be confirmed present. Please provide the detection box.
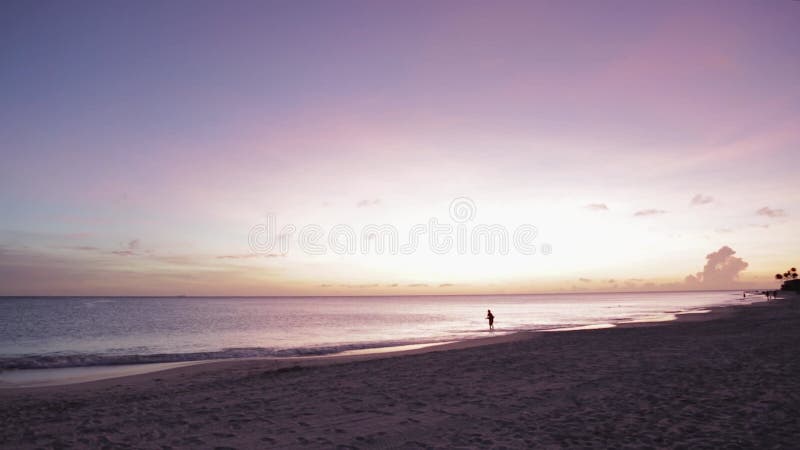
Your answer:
[585,203,609,211]
[683,246,749,288]
[216,253,285,259]
[111,238,142,257]
[60,245,99,252]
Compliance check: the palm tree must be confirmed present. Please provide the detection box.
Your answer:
[775,267,799,284]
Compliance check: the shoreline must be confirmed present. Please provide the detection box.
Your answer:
[0,296,765,391]
[0,331,539,392]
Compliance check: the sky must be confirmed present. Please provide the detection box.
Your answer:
[1,0,799,296]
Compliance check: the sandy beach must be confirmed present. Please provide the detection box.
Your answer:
[2,297,799,449]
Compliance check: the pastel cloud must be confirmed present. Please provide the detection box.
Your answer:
[60,246,99,252]
[634,209,667,217]
[357,199,381,208]
[585,203,609,211]
[0,245,294,296]
[217,254,260,260]
[217,253,285,259]
[691,194,713,206]
[684,246,749,288]
[110,239,143,257]
[757,207,785,218]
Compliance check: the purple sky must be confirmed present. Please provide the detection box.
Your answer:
[1,1,798,295]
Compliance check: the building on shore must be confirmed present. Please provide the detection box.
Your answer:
[781,279,800,292]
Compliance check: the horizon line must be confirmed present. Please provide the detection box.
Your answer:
[0,288,773,299]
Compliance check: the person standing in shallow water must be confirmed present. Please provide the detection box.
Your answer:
[486,309,495,330]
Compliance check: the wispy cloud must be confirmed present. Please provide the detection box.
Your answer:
[216,254,260,260]
[64,233,92,240]
[634,209,667,217]
[579,278,592,283]
[336,283,379,289]
[0,246,290,296]
[216,253,285,259]
[690,194,713,206]
[109,238,143,256]
[756,206,785,218]
[356,198,381,207]
[59,245,99,252]
[585,203,609,211]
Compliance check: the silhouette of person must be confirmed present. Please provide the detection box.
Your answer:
[486,309,495,330]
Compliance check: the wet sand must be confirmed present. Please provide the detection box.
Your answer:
[2,297,799,448]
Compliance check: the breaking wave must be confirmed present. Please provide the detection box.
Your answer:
[0,339,445,371]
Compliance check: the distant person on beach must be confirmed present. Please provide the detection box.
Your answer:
[486,309,495,330]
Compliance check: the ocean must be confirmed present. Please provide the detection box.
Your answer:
[0,291,762,371]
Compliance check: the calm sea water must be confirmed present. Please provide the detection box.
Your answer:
[0,291,761,370]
